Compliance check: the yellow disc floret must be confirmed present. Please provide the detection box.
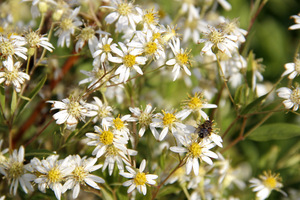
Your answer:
[100,130,114,145]
[123,54,136,68]
[134,172,147,185]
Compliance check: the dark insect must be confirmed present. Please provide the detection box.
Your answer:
[196,120,213,139]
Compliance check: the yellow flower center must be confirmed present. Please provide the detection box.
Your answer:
[143,9,158,25]
[152,33,161,41]
[188,97,202,109]
[4,67,19,83]
[68,101,82,119]
[100,130,114,145]
[264,177,277,189]
[106,145,119,156]
[60,18,73,31]
[25,32,40,47]
[134,172,147,186]
[189,142,202,157]
[117,3,132,16]
[48,167,62,183]
[139,112,152,126]
[176,52,189,66]
[103,44,111,52]
[113,117,124,130]
[0,40,14,57]
[73,166,86,182]
[186,20,198,30]
[291,88,300,105]
[9,162,24,179]
[209,29,224,44]
[145,41,157,55]
[162,111,176,126]
[80,27,95,41]
[123,54,136,68]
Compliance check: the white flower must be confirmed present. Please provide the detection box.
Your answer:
[34,155,74,200]
[75,26,98,53]
[86,124,128,158]
[277,87,300,111]
[120,159,158,195]
[127,30,166,60]
[166,37,192,81]
[0,146,35,195]
[25,31,54,52]
[178,0,200,19]
[0,34,27,61]
[281,58,300,79]
[182,16,208,43]
[63,155,105,199]
[217,0,232,11]
[151,110,187,141]
[102,0,142,32]
[198,26,238,58]
[22,0,57,18]
[180,92,217,120]
[109,42,147,83]
[289,13,300,30]
[136,8,160,31]
[129,104,157,138]
[219,18,248,44]
[170,135,218,175]
[92,35,116,67]
[0,59,30,93]
[55,7,82,47]
[47,97,98,126]
[106,114,135,140]
[249,171,286,200]
[79,67,111,90]
[91,97,113,123]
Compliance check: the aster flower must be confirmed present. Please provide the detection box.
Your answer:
[63,155,105,199]
[198,26,238,58]
[277,87,300,111]
[178,0,199,19]
[54,7,82,48]
[180,92,217,120]
[86,124,128,158]
[120,159,158,195]
[281,58,300,79]
[34,155,75,200]
[92,35,116,67]
[79,67,111,90]
[102,0,142,32]
[106,114,135,140]
[0,146,35,195]
[129,104,157,138]
[136,8,160,31]
[91,97,113,123]
[166,37,192,81]
[24,30,54,53]
[128,30,166,60]
[151,109,187,141]
[249,171,287,200]
[219,18,247,44]
[47,97,98,127]
[0,59,30,93]
[75,26,97,53]
[109,42,147,83]
[289,13,300,30]
[182,16,208,43]
[170,135,218,175]
[0,34,27,61]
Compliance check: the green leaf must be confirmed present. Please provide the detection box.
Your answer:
[25,149,55,159]
[101,188,114,200]
[18,75,47,116]
[0,86,5,109]
[240,93,268,115]
[248,123,300,141]
[11,90,17,116]
[246,51,254,89]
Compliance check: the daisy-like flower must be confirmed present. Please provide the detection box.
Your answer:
[180,92,217,120]
[249,171,287,200]
[120,159,158,195]
[166,37,192,81]
[63,155,105,199]
[151,109,187,141]
[22,0,57,18]
[195,120,223,148]
[0,59,30,93]
[92,35,116,67]
[128,30,166,60]
[198,26,238,58]
[219,18,248,44]
[109,42,147,83]
[34,155,75,200]
[0,146,35,195]
[129,104,157,138]
[91,97,113,123]
[47,97,98,127]
[55,7,82,48]
[182,16,208,43]
[86,124,128,158]
[106,114,135,140]
[0,34,27,61]
[102,0,142,32]
[170,135,218,175]
[281,58,300,79]
[136,8,160,31]
[277,86,300,111]
[289,13,300,30]
[24,30,54,54]
[178,0,199,19]
[75,26,97,53]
